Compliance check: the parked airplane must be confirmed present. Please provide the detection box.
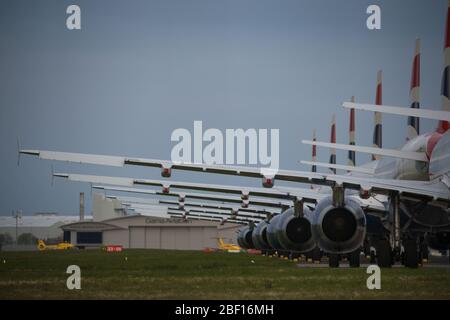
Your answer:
[18,3,450,268]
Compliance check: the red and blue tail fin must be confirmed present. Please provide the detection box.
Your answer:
[329,114,336,173]
[408,38,420,140]
[348,96,356,167]
[372,70,382,160]
[438,0,450,133]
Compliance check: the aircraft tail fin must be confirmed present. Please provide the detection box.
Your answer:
[372,70,383,160]
[312,129,317,173]
[408,38,421,140]
[348,96,356,167]
[438,1,450,133]
[329,114,336,173]
[311,129,317,189]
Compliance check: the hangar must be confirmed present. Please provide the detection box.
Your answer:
[61,215,241,250]
[60,193,242,250]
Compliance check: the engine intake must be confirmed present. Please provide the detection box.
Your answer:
[237,226,254,249]
[251,221,270,250]
[312,196,366,254]
[266,214,283,250]
[276,207,316,253]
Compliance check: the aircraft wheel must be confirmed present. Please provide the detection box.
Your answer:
[404,239,419,268]
[312,247,322,263]
[420,241,429,262]
[329,254,339,268]
[370,250,376,264]
[363,240,371,257]
[349,249,360,268]
[375,239,392,268]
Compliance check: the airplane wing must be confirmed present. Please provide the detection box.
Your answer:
[93,185,294,208]
[300,160,375,174]
[343,102,450,121]
[327,174,450,201]
[111,195,281,215]
[20,148,323,181]
[24,150,450,203]
[55,171,449,210]
[55,173,326,203]
[167,211,253,224]
[169,207,263,221]
[301,140,428,162]
[125,202,265,220]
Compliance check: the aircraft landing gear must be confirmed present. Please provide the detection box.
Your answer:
[419,240,429,263]
[403,238,419,268]
[349,249,361,268]
[370,250,376,264]
[329,254,339,268]
[375,239,392,268]
[311,247,322,263]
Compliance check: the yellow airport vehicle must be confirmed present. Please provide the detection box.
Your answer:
[37,239,74,251]
[217,238,241,252]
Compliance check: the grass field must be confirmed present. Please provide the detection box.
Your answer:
[0,249,449,299]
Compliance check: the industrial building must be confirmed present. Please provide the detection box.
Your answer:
[0,213,83,241]
[61,214,240,249]
[0,192,241,250]
[61,193,241,249]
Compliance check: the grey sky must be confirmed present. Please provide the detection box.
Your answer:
[0,0,447,215]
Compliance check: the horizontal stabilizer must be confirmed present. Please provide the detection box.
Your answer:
[343,102,450,122]
[301,140,428,162]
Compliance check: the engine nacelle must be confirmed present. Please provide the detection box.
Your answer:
[276,207,316,253]
[312,196,366,254]
[266,214,283,250]
[251,221,270,250]
[426,232,450,251]
[237,226,254,249]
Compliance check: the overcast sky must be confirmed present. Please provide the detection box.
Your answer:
[0,0,447,215]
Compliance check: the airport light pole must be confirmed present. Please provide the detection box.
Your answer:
[13,210,22,244]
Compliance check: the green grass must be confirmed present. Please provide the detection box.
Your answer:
[0,249,449,299]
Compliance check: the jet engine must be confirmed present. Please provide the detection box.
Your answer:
[276,207,316,253]
[251,220,270,250]
[237,226,254,249]
[426,232,450,251]
[312,196,366,254]
[266,214,283,251]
